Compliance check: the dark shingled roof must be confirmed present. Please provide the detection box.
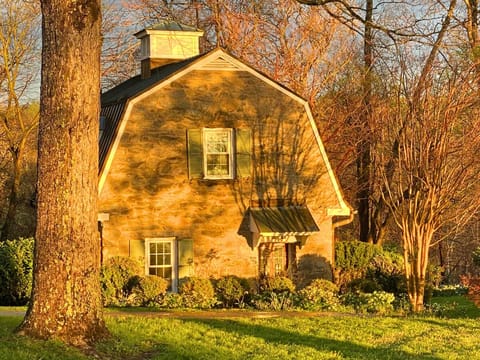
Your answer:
[250,206,320,235]
[101,55,202,106]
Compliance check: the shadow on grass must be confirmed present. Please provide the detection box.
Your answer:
[178,318,441,360]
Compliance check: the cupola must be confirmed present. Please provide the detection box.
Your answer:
[134,20,204,79]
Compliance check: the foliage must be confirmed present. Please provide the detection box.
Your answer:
[366,249,405,295]
[0,238,34,306]
[251,291,296,311]
[297,279,341,311]
[100,256,143,306]
[252,276,296,311]
[214,276,249,308]
[158,293,185,309]
[460,275,480,295]
[127,275,168,306]
[334,240,381,290]
[178,277,217,309]
[259,276,296,293]
[342,291,395,314]
[432,284,468,297]
[472,247,480,267]
[346,278,381,294]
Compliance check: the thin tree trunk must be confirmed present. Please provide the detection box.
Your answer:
[17,0,108,345]
[0,149,21,242]
[357,0,374,243]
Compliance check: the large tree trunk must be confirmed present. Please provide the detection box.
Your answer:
[17,0,108,345]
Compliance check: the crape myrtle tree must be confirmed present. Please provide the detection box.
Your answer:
[17,0,109,345]
[382,65,480,311]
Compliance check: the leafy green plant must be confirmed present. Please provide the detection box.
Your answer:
[259,276,295,293]
[0,237,34,305]
[159,292,184,309]
[100,256,143,306]
[128,275,168,306]
[215,276,248,308]
[334,240,381,291]
[178,277,217,309]
[346,278,381,293]
[297,279,341,311]
[366,250,405,295]
[342,291,395,314]
[252,291,296,311]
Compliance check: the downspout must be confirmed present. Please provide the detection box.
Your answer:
[331,206,356,283]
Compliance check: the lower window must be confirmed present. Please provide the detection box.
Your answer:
[145,237,177,291]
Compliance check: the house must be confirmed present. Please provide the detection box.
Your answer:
[98,21,351,291]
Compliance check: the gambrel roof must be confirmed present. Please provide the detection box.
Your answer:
[99,48,350,216]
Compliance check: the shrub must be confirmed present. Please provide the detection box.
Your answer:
[100,256,142,306]
[128,275,168,306]
[159,292,184,309]
[215,276,248,308]
[0,238,34,305]
[342,291,395,314]
[335,240,381,291]
[298,279,341,311]
[366,250,405,295]
[259,276,295,293]
[253,276,296,311]
[346,278,381,293]
[178,277,217,309]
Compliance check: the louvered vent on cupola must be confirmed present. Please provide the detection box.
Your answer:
[134,20,204,79]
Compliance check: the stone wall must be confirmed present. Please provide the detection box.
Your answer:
[99,69,341,283]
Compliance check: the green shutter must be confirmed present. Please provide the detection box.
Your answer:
[187,129,203,179]
[235,128,252,178]
[178,238,194,280]
[129,239,145,264]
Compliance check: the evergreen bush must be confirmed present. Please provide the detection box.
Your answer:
[298,279,341,311]
[178,277,217,309]
[128,275,168,306]
[100,256,142,306]
[215,275,248,308]
[0,237,34,305]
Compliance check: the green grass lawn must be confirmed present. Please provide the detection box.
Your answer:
[0,296,479,360]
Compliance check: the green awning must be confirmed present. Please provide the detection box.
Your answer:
[249,206,319,236]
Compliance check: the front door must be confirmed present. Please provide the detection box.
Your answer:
[259,243,296,277]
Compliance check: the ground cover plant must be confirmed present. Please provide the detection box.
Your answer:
[0,295,479,359]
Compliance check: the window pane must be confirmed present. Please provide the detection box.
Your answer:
[206,154,229,175]
[150,254,157,266]
[163,242,171,254]
[163,254,171,266]
[206,132,228,153]
[150,243,157,254]
[163,267,172,280]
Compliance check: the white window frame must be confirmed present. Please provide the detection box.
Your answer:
[145,237,178,292]
[203,128,234,179]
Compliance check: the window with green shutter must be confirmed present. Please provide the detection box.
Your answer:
[187,128,251,180]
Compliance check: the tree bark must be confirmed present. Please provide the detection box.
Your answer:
[17,0,108,345]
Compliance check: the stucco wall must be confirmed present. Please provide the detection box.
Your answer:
[99,69,340,283]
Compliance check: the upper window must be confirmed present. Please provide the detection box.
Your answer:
[187,128,251,180]
[204,128,233,179]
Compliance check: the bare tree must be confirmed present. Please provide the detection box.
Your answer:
[382,59,480,311]
[18,0,108,345]
[0,0,40,241]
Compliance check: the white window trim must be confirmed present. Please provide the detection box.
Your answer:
[203,128,234,179]
[145,237,178,292]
